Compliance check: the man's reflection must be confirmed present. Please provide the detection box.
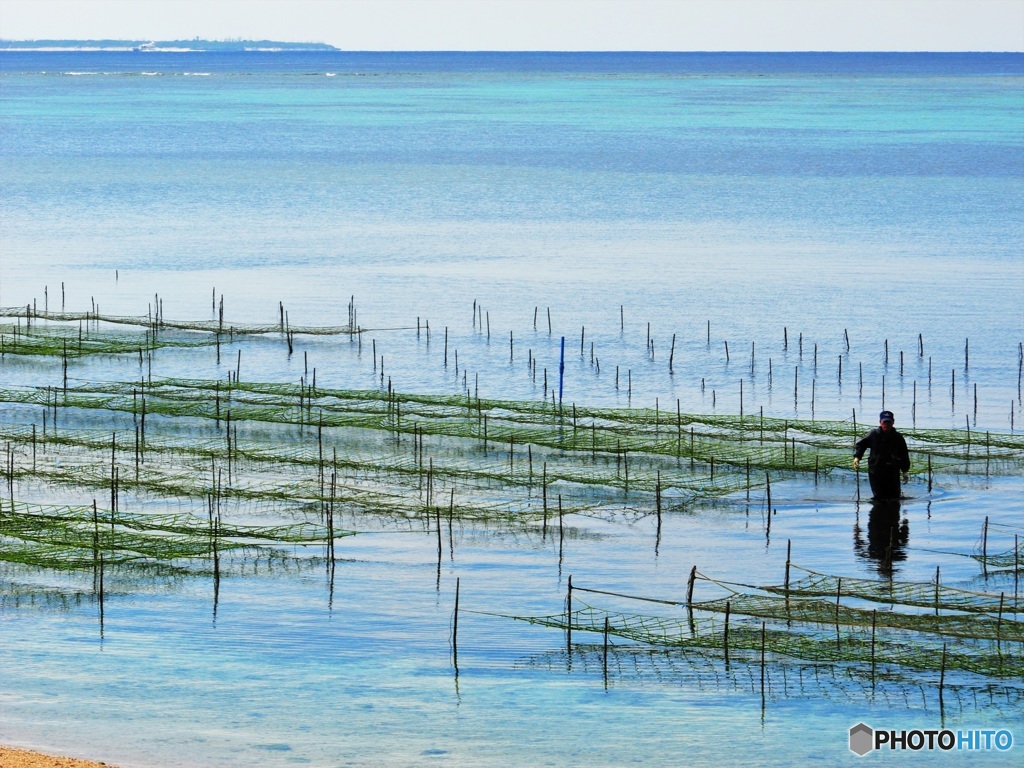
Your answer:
[853,499,909,577]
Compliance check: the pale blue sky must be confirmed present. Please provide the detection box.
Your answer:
[1,0,1021,51]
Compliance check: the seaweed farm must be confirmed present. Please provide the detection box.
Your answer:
[1,296,1022,765]
[2,47,1021,767]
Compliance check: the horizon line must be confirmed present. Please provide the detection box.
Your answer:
[2,43,1022,54]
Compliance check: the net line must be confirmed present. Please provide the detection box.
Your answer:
[766,564,1023,615]
[496,602,1024,679]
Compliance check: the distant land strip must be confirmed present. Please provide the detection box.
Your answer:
[0,39,339,51]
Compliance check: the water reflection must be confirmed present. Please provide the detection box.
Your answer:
[853,499,909,577]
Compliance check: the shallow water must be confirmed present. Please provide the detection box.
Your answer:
[1,475,1020,767]
[1,52,1022,766]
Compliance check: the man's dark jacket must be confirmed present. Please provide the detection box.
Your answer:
[854,428,910,474]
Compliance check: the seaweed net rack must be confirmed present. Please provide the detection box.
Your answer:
[485,564,1024,680]
[0,306,406,337]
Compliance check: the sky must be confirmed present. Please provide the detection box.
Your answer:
[0,0,1022,51]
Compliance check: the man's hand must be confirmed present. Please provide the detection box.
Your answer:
[853,457,860,471]
[902,471,910,483]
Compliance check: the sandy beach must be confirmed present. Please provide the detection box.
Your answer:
[0,746,120,768]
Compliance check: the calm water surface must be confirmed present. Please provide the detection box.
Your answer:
[0,52,1022,766]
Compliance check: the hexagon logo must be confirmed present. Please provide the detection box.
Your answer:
[850,722,874,756]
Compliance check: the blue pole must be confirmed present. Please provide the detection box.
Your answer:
[559,336,565,406]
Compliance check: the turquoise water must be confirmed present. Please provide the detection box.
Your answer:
[0,52,1022,766]
[1,53,1022,424]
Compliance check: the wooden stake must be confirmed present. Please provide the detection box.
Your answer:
[603,616,610,676]
[760,621,766,698]
[870,609,876,676]
[453,577,460,655]
[997,592,1004,642]
[436,501,442,565]
[566,574,573,648]
[939,643,947,704]
[542,463,548,535]
[982,515,989,576]
[785,539,791,593]
[558,494,564,545]
[723,600,730,663]
[448,488,455,558]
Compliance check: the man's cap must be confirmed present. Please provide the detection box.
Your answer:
[879,410,895,423]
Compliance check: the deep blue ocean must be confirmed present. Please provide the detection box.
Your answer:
[1,52,1022,767]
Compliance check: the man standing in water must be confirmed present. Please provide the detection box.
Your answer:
[853,410,910,500]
